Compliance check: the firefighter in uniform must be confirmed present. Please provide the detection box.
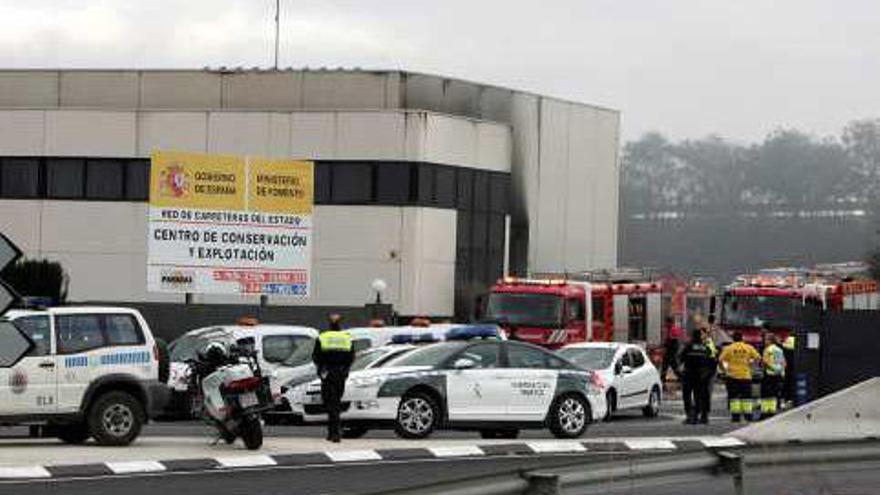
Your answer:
[760,333,786,419]
[679,329,716,424]
[718,332,761,423]
[312,314,355,442]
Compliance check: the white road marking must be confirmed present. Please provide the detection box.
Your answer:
[701,437,746,448]
[215,455,278,468]
[325,450,383,462]
[428,446,485,457]
[624,439,677,450]
[106,461,167,474]
[0,466,52,479]
[528,441,587,453]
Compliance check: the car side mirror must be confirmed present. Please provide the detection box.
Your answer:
[453,358,477,370]
[614,362,623,375]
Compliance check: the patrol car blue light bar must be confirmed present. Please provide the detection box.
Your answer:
[445,325,500,341]
[414,333,438,343]
[391,334,415,344]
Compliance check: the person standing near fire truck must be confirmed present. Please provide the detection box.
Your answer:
[718,332,761,423]
[760,333,786,418]
[679,329,716,424]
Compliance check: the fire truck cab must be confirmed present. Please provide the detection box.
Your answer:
[485,271,665,350]
[720,264,880,345]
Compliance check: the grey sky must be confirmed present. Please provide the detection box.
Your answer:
[2,0,878,141]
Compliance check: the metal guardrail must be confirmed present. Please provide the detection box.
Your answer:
[378,440,880,495]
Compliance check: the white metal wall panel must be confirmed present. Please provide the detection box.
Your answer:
[301,72,388,109]
[0,111,45,155]
[422,114,477,170]
[400,208,456,316]
[140,72,221,109]
[312,206,402,262]
[207,112,270,155]
[267,113,291,158]
[508,93,540,223]
[40,202,146,256]
[0,71,58,108]
[137,112,208,155]
[0,200,42,253]
[402,74,446,113]
[45,110,136,156]
[60,71,138,108]
[222,72,301,110]
[336,112,405,160]
[289,112,336,159]
[563,105,594,269]
[476,122,512,173]
[477,86,512,123]
[592,110,621,269]
[534,98,570,273]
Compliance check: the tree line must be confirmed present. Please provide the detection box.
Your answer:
[622,119,880,215]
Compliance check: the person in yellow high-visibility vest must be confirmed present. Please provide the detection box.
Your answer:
[760,333,786,418]
[718,332,761,423]
[312,314,355,442]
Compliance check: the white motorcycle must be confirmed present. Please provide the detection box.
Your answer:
[186,338,279,450]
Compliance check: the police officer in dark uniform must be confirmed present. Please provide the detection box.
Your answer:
[679,329,717,424]
[312,314,355,442]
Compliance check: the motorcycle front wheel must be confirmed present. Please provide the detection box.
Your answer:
[240,416,263,450]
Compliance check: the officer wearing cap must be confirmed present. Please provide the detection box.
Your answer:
[312,314,355,442]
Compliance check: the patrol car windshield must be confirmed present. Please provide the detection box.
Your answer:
[557,347,616,370]
[384,342,468,368]
[169,328,235,362]
[722,295,799,329]
[485,293,563,327]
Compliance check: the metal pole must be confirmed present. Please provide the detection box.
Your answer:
[273,0,280,69]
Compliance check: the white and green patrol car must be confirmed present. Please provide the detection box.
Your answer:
[0,307,167,446]
[298,338,607,439]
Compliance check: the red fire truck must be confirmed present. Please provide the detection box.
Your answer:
[484,270,666,349]
[719,264,880,345]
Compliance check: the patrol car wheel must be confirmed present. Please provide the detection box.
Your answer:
[643,386,661,418]
[549,394,590,439]
[88,391,144,446]
[394,392,439,439]
[56,422,91,444]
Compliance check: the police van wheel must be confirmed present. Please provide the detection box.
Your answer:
[395,392,439,439]
[241,417,263,450]
[88,391,144,446]
[479,428,519,440]
[56,422,91,444]
[643,387,661,418]
[549,394,590,439]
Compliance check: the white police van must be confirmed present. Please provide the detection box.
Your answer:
[0,307,166,446]
[297,326,606,439]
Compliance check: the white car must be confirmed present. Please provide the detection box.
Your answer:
[296,338,606,439]
[0,307,165,446]
[558,342,662,419]
[166,323,318,417]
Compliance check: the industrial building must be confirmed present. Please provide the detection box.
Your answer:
[0,69,620,322]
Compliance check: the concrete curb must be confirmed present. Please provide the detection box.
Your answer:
[0,437,746,481]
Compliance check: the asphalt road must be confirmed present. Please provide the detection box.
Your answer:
[141,407,738,440]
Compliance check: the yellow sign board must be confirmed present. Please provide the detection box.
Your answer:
[248,158,314,215]
[150,151,245,211]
